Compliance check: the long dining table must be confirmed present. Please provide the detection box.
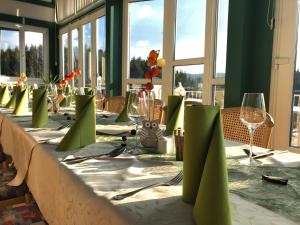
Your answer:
[0,106,299,225]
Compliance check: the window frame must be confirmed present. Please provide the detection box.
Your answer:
[59,7,106,89]
[122,0,226,104]
[0,21,49,83]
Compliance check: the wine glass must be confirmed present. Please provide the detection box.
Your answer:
[128,90,148,148]
[240,93,266,164]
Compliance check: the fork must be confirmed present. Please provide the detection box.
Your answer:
[62,144,127,164]
[112,171,183,200]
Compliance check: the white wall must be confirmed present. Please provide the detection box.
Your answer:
[0,0,55,22]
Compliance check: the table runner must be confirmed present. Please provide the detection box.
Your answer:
[0,107,299,225]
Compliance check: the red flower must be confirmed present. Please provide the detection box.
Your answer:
[75,69,81,76]
[146,50,159,67]
[145,70,152,79]
[145,82,154,91]
[64,76,70,81]
[151,67,160,77]
[68,72,75,80]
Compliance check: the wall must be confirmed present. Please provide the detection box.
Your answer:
[224,0,275,110]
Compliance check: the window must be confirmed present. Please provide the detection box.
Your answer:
[0,29,20,76]
[0,24,48,80]
[72,29,79,86]
[128,0,164,79]
[96,16,106,92]
[175,0,206,59]
[25,31,44,78]
[62,33,69,77]
[174,65,203,101]
[83,23,92,87]
[59,7,105,90]
[123,0,229,104]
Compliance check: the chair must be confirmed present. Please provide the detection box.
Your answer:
[153,99,164,122]
[221,107,274,148]
[104,96,125,113]
[161,105,168,125]
[0,202,46,224]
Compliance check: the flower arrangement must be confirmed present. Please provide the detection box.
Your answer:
[144,50,165,91]
[17,72,27,86]
[58,69,81,88]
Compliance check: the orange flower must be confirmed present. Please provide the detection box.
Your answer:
[149,50,159,60]
[151,67,160,77]
[147,58,156,67]
[146,50,160,67]
[145,82,154,91]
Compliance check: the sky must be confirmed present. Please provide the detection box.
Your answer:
[129,0,229,75]
[0,0,229,75]
[0,30,43,50]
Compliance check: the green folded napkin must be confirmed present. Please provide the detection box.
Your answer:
[56,95,96,151]
[13,86,29,115]
[59,95,72,107]
[32,88,48,128]
[165,96,184,135]
[65,85,70,95]
[115,92,130,122]
[5,86,17,109]
[183,105,231,225]
[0,85,10,105]
[84,87,94,95]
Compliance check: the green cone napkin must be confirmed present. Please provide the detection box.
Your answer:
[5,86,17,109]
[165,96,184,135]
[57,95,96,151]
[32,88,48,128]
[84,87,94,95]
[59,96,72,107]
[115,92,130,122]
[0,85,10,105]
[183,105,231,225]
[13,86,29,115]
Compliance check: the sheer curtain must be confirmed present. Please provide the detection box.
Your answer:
[56,0,75,21]
[77,0,95,11]
[57,0,97,22]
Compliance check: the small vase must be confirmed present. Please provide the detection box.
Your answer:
[146,90,155,121]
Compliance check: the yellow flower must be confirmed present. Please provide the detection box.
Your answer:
[157,58,166,68]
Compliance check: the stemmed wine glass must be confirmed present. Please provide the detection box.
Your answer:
[240,93,266,165]
[127,90,148,148]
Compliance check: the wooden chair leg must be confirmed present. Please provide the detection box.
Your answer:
[0,196,26,208]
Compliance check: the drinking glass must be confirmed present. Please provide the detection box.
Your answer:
[128,90,148,147]
[240,93,266,164]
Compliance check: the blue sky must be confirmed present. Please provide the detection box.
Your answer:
[129,0,229,74]
[0,30,43,50]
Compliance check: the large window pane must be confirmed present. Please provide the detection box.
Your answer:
[175,0,206,59]
[83,23,92,87]
[128,0,164,79]
[62,33,68,77]
[96,16,106,92]
[215,0,229,78]
[0,29,20,76]
[25,31,43,78]
[174,65,203,101]
[72,29,79,87]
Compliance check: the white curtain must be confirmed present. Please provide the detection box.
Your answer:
[77,0,95,11]
[56,0,76,22]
